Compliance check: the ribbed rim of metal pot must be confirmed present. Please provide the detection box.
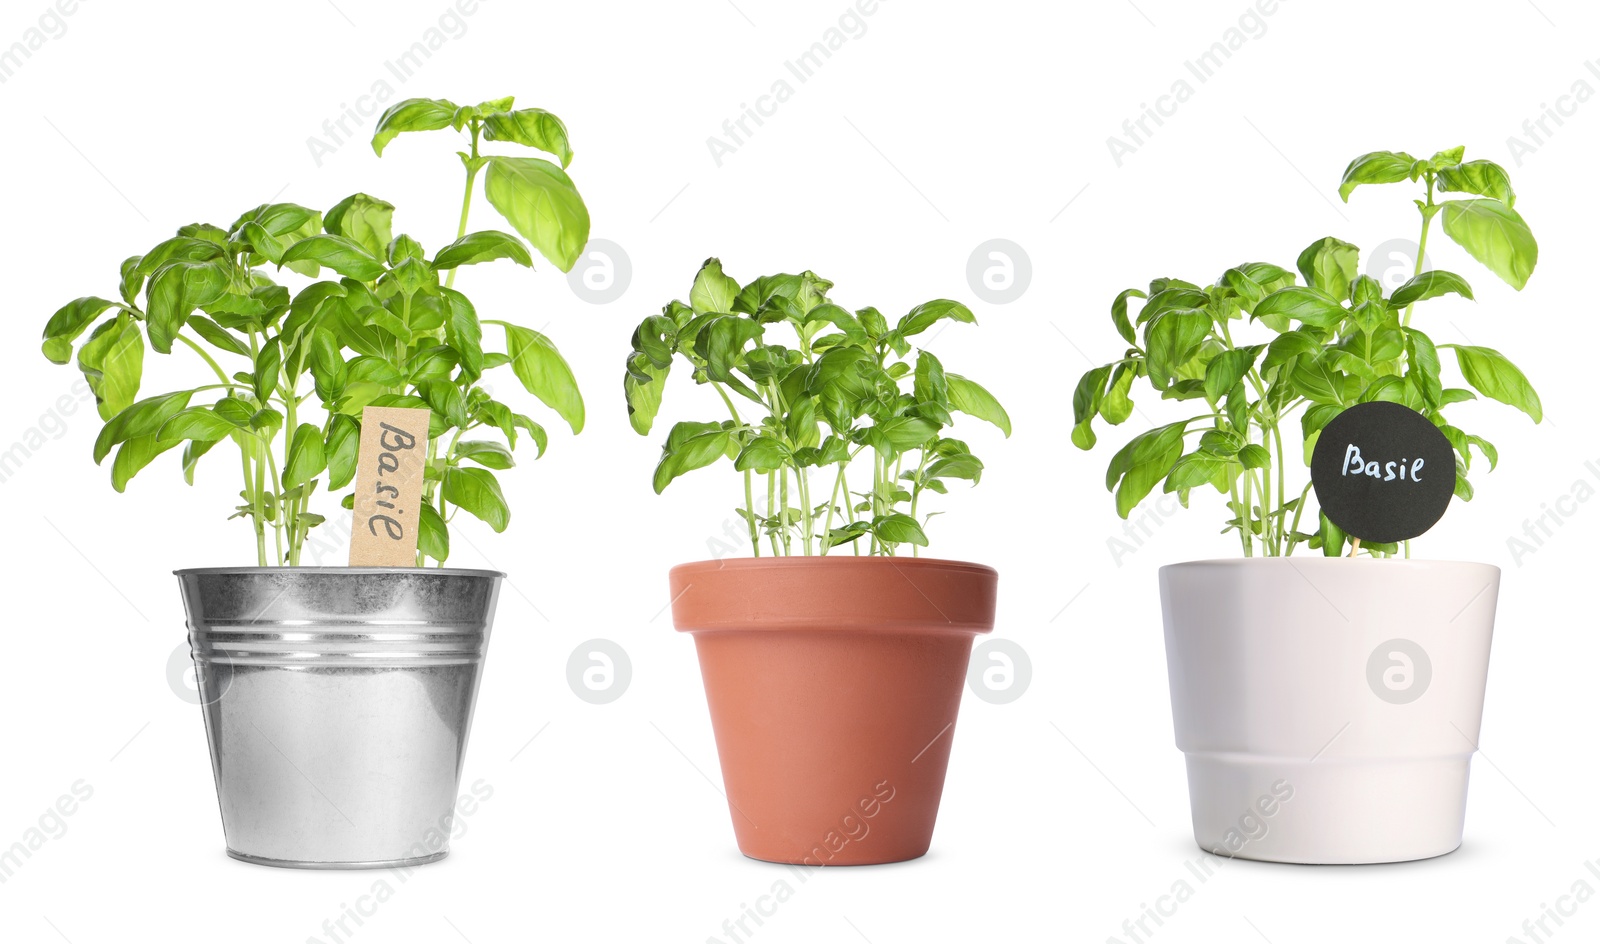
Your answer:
[174,565,505,578]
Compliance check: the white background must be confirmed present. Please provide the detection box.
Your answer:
[0,0,1596,941]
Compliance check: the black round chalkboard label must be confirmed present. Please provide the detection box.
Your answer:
[1310,401,1455,544]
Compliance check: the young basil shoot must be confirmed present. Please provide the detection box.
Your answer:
[41,95,591,568]
[626,259,1011,557]
[1072,146,1541,558]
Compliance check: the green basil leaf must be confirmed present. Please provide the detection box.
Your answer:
[443,466,510,532]
[1204,345,1263,403]
[324,414,360,490]
[417,379,469,430]
[482,108,574,167]
[896,299,975,338]
[42,297,121,362]
[873,513,929,547]
[1436,160,1515,207]
[181,436,217,485]
[418,501,450,562]
[134,236,224,279]
[510,413,547,457]
[1111,288,1147,345]
[690,257,741,315]
[371,98,459,155]
[455,440,515,470]
[733,435,791,472]
[1071,365,1111,449]
[432,230,533,270]
[1144,309,1210,387]
[1450,344,1542,422]
[1165,450,1233,492]
[1136,287,1208,326]
[324,193,396,259]
[110,434,179,492]
[502,323,585,433]
[119,255,144,307]
[441,288,483,382]
[1295,237,1360,300]
[253,338,282,402]
[1405,327,1443,407]
[280,234,387,281]
[1234,264,1294,297]
[946,373,1011,436]
[482,156,590,272]
[183,314,251,358]
[1237,443,1271,469]
[653,421,730,493]
[94,390,193,464]
[1439,198,1538,290]
[147,261,230,353]
[1101,363,1136,425]
[1253,286,1346,328]
[876,417,940,452]
[283,422,327,488]
[1262,328,1322,373]
[927,452,984,482]
[1391,270,1474,308]
[624,354,670,436]
[1109,422,1186,517]
[1338,150,1417,201]
[156,406,236,445]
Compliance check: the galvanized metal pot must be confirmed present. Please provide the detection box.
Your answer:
[175,567,503,869]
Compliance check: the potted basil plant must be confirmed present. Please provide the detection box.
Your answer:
[39,96,589,869]
[626,259,1011,865]
[1073,147,1540,864]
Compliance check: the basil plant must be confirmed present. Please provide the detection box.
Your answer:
[40,96,589,567]
[1073,147,1540,558]
[626,259,1011,557]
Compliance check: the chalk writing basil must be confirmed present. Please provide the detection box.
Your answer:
[42,95,591,567]
[1074,146,1540,557]
[626,259,1010,556]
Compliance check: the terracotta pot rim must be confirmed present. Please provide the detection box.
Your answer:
[668,555,998,636]
[669,555,996,578]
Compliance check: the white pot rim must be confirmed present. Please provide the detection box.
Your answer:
[1161,557,1499,577]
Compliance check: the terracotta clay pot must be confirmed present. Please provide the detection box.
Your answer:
[670,556,997,865]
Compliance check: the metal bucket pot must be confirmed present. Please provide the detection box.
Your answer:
[175,567,503,869]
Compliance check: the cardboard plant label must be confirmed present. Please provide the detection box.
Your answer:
[348,406,431,567]
[1310,400,1455,544]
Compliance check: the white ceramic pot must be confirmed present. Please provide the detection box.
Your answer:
[1159,558,1500,864]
